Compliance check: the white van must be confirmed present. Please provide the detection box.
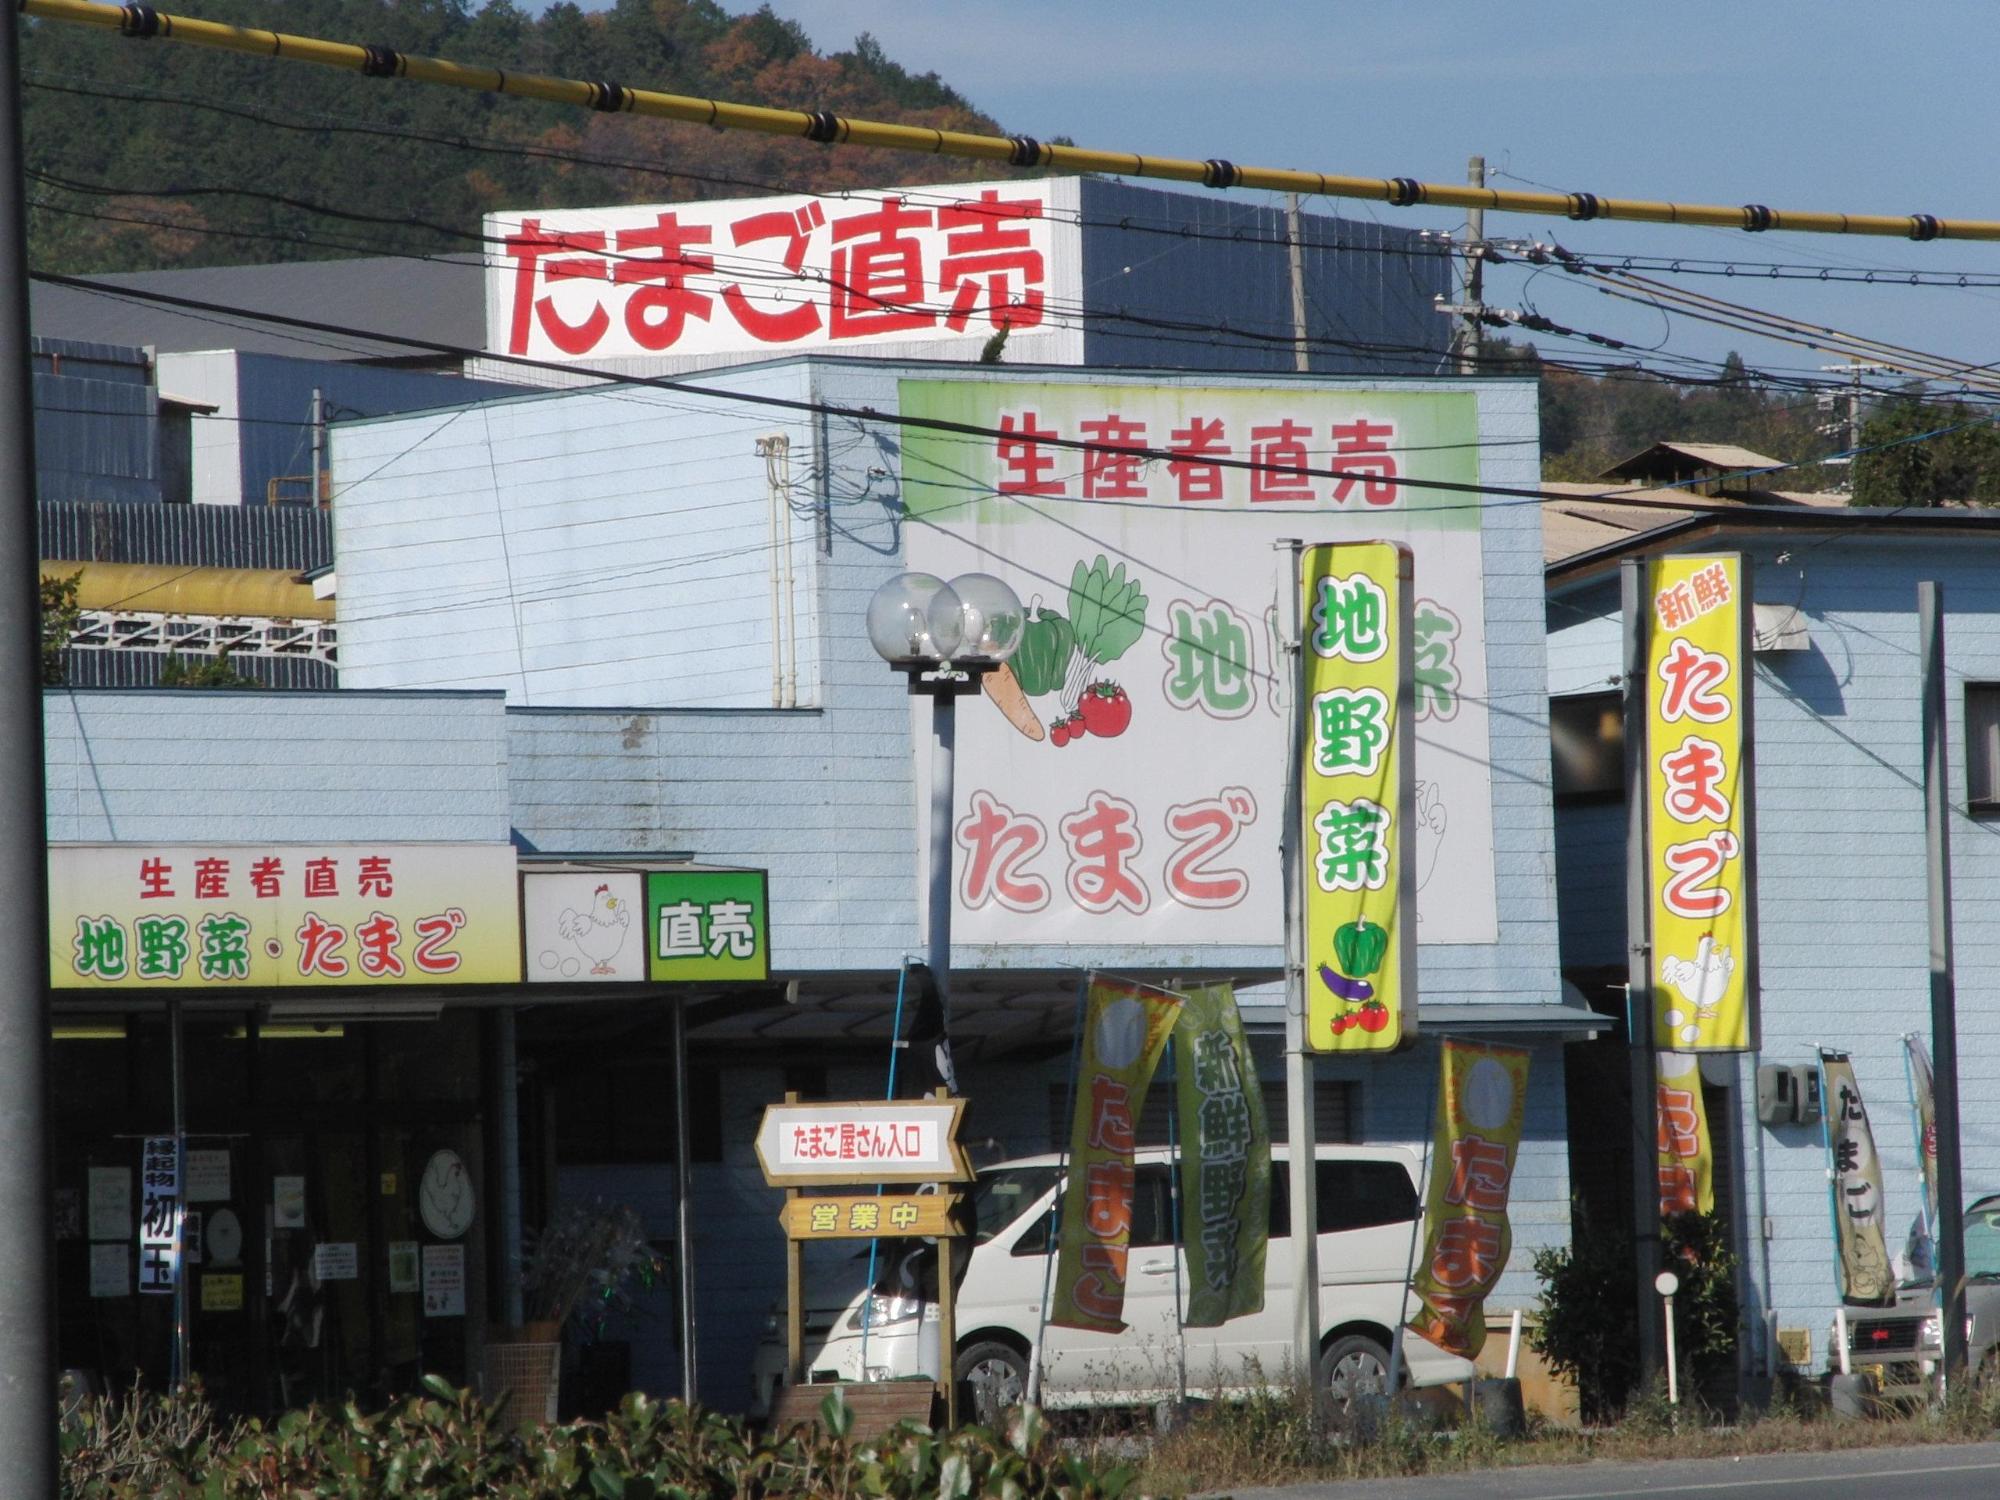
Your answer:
[752,1144,1476,1424]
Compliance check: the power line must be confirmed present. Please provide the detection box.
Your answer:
[25,0,2000,244]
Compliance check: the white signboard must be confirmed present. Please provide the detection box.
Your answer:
[422,1243,466,1318]
[137,1135,180,1295]
[523,871,645,982]
[485,179,1064,365]
[753,1099,971,1186]
[899,379,1501,950]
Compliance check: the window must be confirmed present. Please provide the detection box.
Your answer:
[1550,691,1624,802]
[1268,1159,1418,1238]
[1015,1163,1176,1255]
[1968,684,2000,812]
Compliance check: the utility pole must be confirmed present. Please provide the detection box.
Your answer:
[0,11,57,1492]
[1622,559,1663,1391]
[1286,194,1310,374]
[1817,361,1891,474]
[1458,156,1486,375]
[1918,583,1968,1389]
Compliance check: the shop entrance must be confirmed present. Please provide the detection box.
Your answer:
[54,1012,485,1416]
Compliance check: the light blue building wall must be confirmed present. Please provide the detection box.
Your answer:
[326,357,1582,1402]
[1548,528,2000,1373]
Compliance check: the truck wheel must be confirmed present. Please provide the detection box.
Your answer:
[1318,1333,1393,1421]
[954,1341,1028,1428]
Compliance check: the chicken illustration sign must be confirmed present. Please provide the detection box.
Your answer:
[523,871,645,983]
[1643,554,1758,1052]
[899,379,1501,953]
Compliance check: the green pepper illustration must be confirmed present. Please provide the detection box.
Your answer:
[1332,917,1388,979]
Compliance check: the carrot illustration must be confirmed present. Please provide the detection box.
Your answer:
[984,662,1045,741]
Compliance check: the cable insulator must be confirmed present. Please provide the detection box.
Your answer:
[1007,136,1042,168]
[1201,160,1240,190]
[118,5,162,38]
[1741,204,1775,232]
[1386,177,1424,206]
[803,111,841,143]
[1565,192,1603,221]
[360,46,401,78]
[1909,214,1942,242]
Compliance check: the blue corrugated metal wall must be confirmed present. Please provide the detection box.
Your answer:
[1077,179,1450,375]
[34,338,158,505]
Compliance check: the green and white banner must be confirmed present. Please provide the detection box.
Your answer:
[1174,983,1270,1328]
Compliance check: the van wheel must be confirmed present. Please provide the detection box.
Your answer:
[954,1341,1028,1427]
[1318,1334,1393,1420]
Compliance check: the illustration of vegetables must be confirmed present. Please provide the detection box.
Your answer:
[984,661,1046,742]
[982,558,1149,745]
[1333,918,1388,978]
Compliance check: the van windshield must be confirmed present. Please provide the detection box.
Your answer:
[972,1165,1062,1245]
[1967,1198,2000,1279]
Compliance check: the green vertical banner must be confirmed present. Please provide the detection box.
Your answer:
[1174,983,1270,1328]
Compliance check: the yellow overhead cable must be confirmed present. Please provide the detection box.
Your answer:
[23,0,2000,245]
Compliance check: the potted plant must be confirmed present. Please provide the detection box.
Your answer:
[488,1201,667,1425]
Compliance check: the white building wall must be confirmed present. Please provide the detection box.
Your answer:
[156,350,245,508]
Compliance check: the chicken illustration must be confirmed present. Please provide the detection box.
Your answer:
[557,884,631,974]
[1660,936,1734,1046]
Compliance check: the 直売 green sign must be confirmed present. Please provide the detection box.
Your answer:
[645,869,769,982]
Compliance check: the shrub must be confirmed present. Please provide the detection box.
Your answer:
[1529,1207,1737,1423]
[59,1378,1145,1499]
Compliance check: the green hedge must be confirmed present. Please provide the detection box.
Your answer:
[61,1378,1145,1499]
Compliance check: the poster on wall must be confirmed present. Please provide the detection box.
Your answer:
[899,379,1499,954]
[49,843,522,990]
[1643,554,1757,1052]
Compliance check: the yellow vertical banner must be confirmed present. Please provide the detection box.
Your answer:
[1655,1051,1714,1218]
[1407,1039,1529,1361]
[1645,554,1756,1052]
[1300,541,1416,1053]
[1049,977,1183,1333]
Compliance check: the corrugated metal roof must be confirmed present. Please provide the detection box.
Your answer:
[37,502,333,572]
[1540,483,1849,565]
[1599,441,1786,482]
[31,255,486,364]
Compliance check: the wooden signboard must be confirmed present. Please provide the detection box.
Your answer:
[753,1098,971,1187]
[778,1192,964,1242]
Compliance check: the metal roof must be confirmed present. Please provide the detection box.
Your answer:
[1599,441,1786,483]
[31,256,487,364]
[1540,483,1849,567]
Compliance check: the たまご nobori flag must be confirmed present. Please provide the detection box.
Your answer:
[1820,1050,1895,1306]
[1656,1051,1714,1218]
[1049,977,1182,1333]
[1408,1039,1529,1360]
[1173,983,1270,1328]
[1300,541,1416,1053]
[1644,554,1757,1052]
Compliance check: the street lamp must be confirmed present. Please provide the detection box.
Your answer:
[866,571,1024,1003]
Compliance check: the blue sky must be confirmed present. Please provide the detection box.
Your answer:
[663,1,2000,400]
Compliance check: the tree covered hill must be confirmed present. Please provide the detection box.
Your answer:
[21,0,1009,273]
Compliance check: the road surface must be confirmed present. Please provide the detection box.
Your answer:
[1218,1441,2000,1499]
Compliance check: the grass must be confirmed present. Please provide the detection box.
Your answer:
[1127,1377,2000,1494]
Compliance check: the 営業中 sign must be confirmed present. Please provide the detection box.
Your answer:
[778,1192,964,1241]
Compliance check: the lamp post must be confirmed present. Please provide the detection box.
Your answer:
[865,570,1022,1393]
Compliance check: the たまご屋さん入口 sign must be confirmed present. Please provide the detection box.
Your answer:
[753,1099,971,1187]
[779,1192,965,1241]
[646,869,768,982]
[49,843,521,988]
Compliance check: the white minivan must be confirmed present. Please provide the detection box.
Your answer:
[752,1144,1475,1424]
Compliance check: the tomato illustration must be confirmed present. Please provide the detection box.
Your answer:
[1357,1001,1390,1034]
[1077,681,1132,738]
